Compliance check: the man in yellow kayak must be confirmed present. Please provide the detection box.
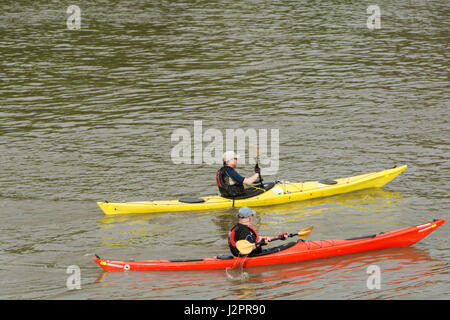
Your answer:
[216,151,263,199]
[228,206,287,256]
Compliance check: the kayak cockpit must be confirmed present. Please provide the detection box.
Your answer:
[167,241,298,263]
[176,182,277,204]
[218,182,277,200]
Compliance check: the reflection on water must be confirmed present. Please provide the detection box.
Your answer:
[91,247,437,300]
[255,188,404,220]
[241,247,435,300]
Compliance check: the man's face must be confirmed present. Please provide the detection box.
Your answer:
[229,157,238,168]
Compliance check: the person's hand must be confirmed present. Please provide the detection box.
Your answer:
[278,233,288,240]
[260,236,270,245]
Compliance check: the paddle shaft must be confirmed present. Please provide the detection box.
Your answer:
[253,146,263,184]
[256,157,263,184]
[256,233,297,246]
[236,226,313,255]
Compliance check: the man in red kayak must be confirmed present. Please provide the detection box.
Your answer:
[216,151,263,199]
[228,207,287,256]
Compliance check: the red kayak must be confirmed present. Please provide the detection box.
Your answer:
[94,218,445,271]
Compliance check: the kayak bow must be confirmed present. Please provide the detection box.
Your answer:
[93,217,444,271]
[97,165,407,215]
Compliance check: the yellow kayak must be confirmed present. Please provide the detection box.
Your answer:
[97,165,407,215]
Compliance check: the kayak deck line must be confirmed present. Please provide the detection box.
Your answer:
[93,218,445,272]
[97,165,407,215]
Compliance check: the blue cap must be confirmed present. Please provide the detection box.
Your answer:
[238,207,256,218]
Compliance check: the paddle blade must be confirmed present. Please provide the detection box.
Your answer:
[297,225,314,239]
[236,240,255,255]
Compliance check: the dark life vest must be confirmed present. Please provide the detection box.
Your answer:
[216,166,245,197]
[228,223,261,257]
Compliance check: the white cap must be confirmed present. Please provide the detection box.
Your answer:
[222,151,239,163]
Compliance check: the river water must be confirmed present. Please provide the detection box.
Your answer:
[0,0,448,300]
